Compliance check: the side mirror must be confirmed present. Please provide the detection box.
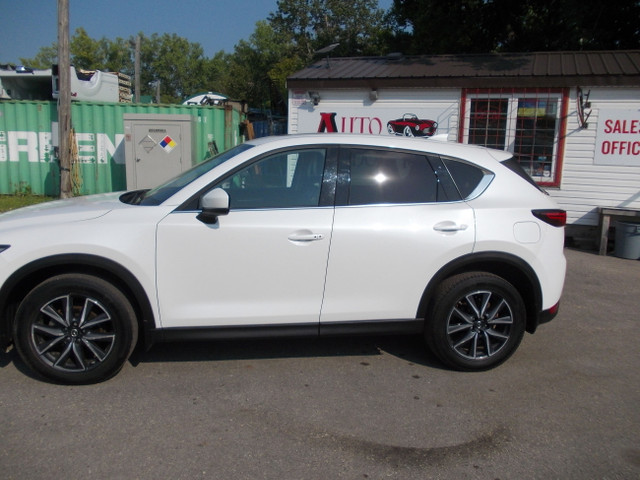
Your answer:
[197,188,230,224]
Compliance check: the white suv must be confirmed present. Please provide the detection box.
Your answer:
[0,134,566,384]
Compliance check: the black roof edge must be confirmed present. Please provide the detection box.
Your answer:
[287,50,640,89]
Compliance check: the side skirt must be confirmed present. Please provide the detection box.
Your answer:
[150,319,424,344]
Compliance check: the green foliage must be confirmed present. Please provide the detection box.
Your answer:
[17,1,638,115]
[20,28,134,73]
[268,0,387,61]
[138,33,208,103]
[68,28,134,74]
[19,42,58,69]
[497,0,640,51]
[387,0,640,54]
[219,21,299,111]
[269,56,306,108]
[70,27,102,69]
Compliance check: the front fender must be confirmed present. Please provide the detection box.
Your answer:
[0,254,157,350]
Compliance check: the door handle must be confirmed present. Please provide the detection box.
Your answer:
[433,221,468,233]
[288,233,324,242]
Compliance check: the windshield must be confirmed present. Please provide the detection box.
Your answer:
[136,143,254,205]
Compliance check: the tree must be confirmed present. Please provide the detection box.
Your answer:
[69,27,102,70]
[20,28,134,73]
[494,0,640,51]
[19,43,58,69]
[388,0,493,54]
[387,0,640,55]
[201,51,233,94]
[98,37,134,74]
[70,28,133,74]
[268,0,388,61]
[138,33,208,103]
[218,21,303,112]
[17,1,390,112]
[19,30,212,103]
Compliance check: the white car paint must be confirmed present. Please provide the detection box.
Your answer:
[320,202,475,322]
[0,133,567,382]
[156,207,334,327]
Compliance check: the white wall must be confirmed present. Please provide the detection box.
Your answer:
[289,88,460,139]
[549,87,640,225]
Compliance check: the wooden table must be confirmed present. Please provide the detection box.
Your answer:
[598,207,640,255]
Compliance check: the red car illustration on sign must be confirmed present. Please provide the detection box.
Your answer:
[387,113,438,137]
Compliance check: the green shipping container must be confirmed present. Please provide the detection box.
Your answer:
[0,101,244,196]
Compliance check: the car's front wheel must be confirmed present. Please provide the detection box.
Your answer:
[13,274,138,384]
[425,272,526,370]
[403,125,414,137]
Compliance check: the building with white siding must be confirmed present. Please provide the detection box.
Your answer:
[287,51,640,248]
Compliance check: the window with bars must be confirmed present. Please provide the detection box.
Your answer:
[462,89,566,186]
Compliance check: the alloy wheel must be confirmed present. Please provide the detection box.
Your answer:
[30,294,116,373]
[445,289,514,360]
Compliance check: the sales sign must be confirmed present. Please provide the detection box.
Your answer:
[594,108,640,166]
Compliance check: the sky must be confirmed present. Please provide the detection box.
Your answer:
[0,0,393,66]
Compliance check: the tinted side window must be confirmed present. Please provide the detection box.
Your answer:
[347,150,438,206]
[442,157,488,199]
[218,149,326,209]
[426,155,463,202]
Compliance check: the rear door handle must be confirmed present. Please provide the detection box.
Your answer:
[288,233,325,242]
[433,221,468,233]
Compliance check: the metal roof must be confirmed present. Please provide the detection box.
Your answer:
[287,50,640,89]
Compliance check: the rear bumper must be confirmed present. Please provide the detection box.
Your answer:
[528,302,560,334]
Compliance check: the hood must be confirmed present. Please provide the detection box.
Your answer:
[0,192,127,228]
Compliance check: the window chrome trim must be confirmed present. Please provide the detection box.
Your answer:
[464,172,495,201]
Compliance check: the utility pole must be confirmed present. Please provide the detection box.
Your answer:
[57,0,72,198]
[134,35,140,103]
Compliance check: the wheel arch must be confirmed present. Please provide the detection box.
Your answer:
[0,254,156,350]
[417,252,543,334]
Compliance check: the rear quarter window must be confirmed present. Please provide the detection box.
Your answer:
[442,157,493,199]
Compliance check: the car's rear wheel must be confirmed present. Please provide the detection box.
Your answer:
[13,274,138,384]
[425,272,526,370]
[403,125,414,137]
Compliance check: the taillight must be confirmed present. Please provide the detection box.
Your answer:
[532,209,567,227]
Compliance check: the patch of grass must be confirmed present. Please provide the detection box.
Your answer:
[0,195,57,213]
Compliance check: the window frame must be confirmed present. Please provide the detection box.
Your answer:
[335,146,464,207]
[177,145,339,212]
[460,88,569,188]
[440,155,495,201]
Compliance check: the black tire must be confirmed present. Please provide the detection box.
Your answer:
[13,274,138,384]
[425,272,526,371]
[403,125,414,137]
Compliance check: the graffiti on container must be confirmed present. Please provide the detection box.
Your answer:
[0,131,125,164]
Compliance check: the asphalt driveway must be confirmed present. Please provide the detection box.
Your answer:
[1,248,639,479]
